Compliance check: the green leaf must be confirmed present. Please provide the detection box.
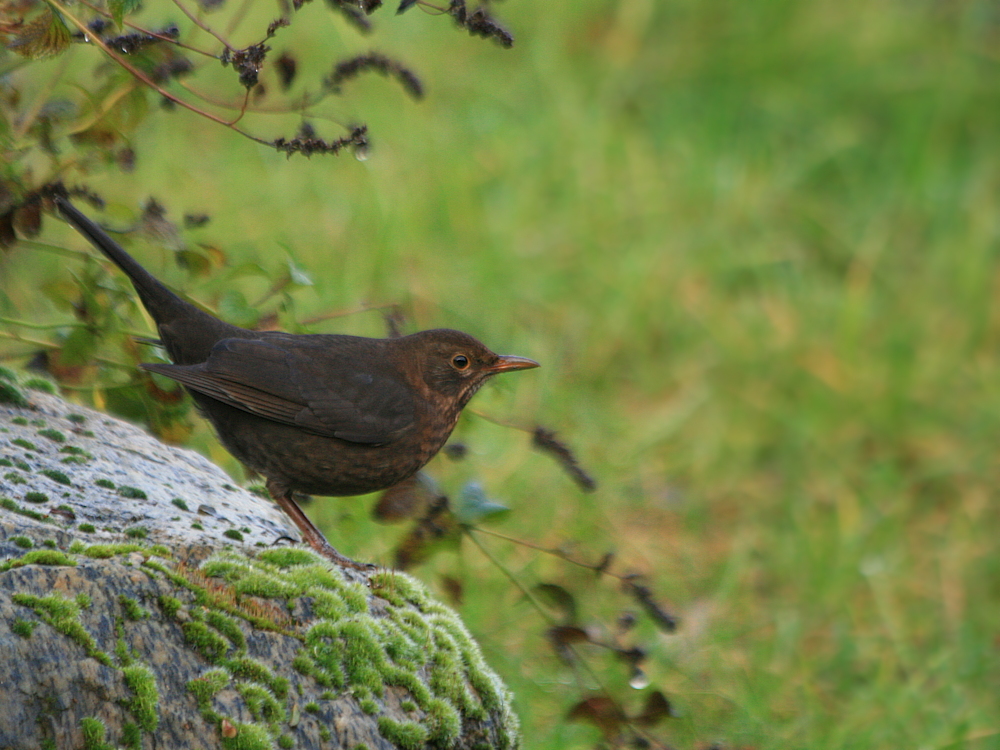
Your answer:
[285,257,313,287]
[175,249,212,277]
[217,289,260,328]
[454,481,509,525]
[108,0,142,28]
[228,261,272,280]
[5,9,72,60]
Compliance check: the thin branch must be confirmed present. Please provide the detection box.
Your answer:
[170,0,235,51]
[465,529,557,626]
[45,0,276,145]
[472,526,624,580]
[75,0,220,58]
[0,317,89,331]
[13,239,94,260]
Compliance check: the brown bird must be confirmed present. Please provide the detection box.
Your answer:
[52,194,539,568]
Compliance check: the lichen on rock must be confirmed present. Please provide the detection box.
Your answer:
[0,380,519,749]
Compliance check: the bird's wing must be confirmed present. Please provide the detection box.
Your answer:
[142,337,415,444]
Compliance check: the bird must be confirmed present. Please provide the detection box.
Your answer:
[51,193,539,569]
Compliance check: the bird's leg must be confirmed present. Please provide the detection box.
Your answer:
[267,479,375,571]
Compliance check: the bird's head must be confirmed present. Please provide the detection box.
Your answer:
[403,328,539,407]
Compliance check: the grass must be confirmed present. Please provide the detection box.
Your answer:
[3,0,1000,748]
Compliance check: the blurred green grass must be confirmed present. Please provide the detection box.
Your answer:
[5,0,1000,747]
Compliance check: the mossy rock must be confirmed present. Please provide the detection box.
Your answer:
[0,386,519,749]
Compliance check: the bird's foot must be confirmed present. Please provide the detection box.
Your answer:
[309,538,377,572]
[268,485,377,571]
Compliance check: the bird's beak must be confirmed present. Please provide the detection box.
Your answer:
[487,355,540,374]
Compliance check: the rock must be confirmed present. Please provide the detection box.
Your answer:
[0,375,519,749]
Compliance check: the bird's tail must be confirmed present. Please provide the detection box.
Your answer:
[53,194,187,319]
[52,193,245,365]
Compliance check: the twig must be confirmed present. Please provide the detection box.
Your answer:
[46,0,273,142]
[170,0,235,51]
[75,0,219,58]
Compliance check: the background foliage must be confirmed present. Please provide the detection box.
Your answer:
[3,0,1000,748]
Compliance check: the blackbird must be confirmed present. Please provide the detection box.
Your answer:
[52,195,539,568]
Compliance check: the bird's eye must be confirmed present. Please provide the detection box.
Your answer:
[451,354,470,370]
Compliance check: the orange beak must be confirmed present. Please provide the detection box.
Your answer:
[487,355,540,374]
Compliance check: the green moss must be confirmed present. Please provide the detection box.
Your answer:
[3,498,37,517]
[37,428,65,443]
[118,485,147,499]
[80,717,113,750]
[40,469,71,485]
[11,535,33,548]
[0,380,28,407]
[277,735,294,749]
[400,699,417,713]
[23,377,56,394]
[122,663,159,731]
[225,657,288,699]
[11,593,111,666]
[223,528,244,541]
[0,458,11,467]
[220,722,272,750]
[377,717,429,750]
[292,653,317,679]
[191,521,204,530]
[236,681,285,725]
[182,621,230,663]
[67,413,88,423]
[23,491,49,503]
[255,548,321,567]
[158,595,182,619]
[4,471,26,484]
[187,667,231,710]
[124,526,149,539]
[95,479,116,489]
[60,455,87,465]
[2,549,77,570]
[78,523,96,533]
[304,701,320,714]
[176,551,517,750]
[12,417,29,426]
[171,497,190,511]
[0,497,52,523]
[76,593,92,609]
[119,595,150,620]
[207,610,246,650]
[120,722,141,750]
[12,438,37,451]
[115,629,132,667]
[13,459,30,471]
[359,698,379,715]
[12,618,37,637]
[83,543,144,558]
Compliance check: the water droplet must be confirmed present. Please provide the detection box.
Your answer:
[629,668,649,689]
